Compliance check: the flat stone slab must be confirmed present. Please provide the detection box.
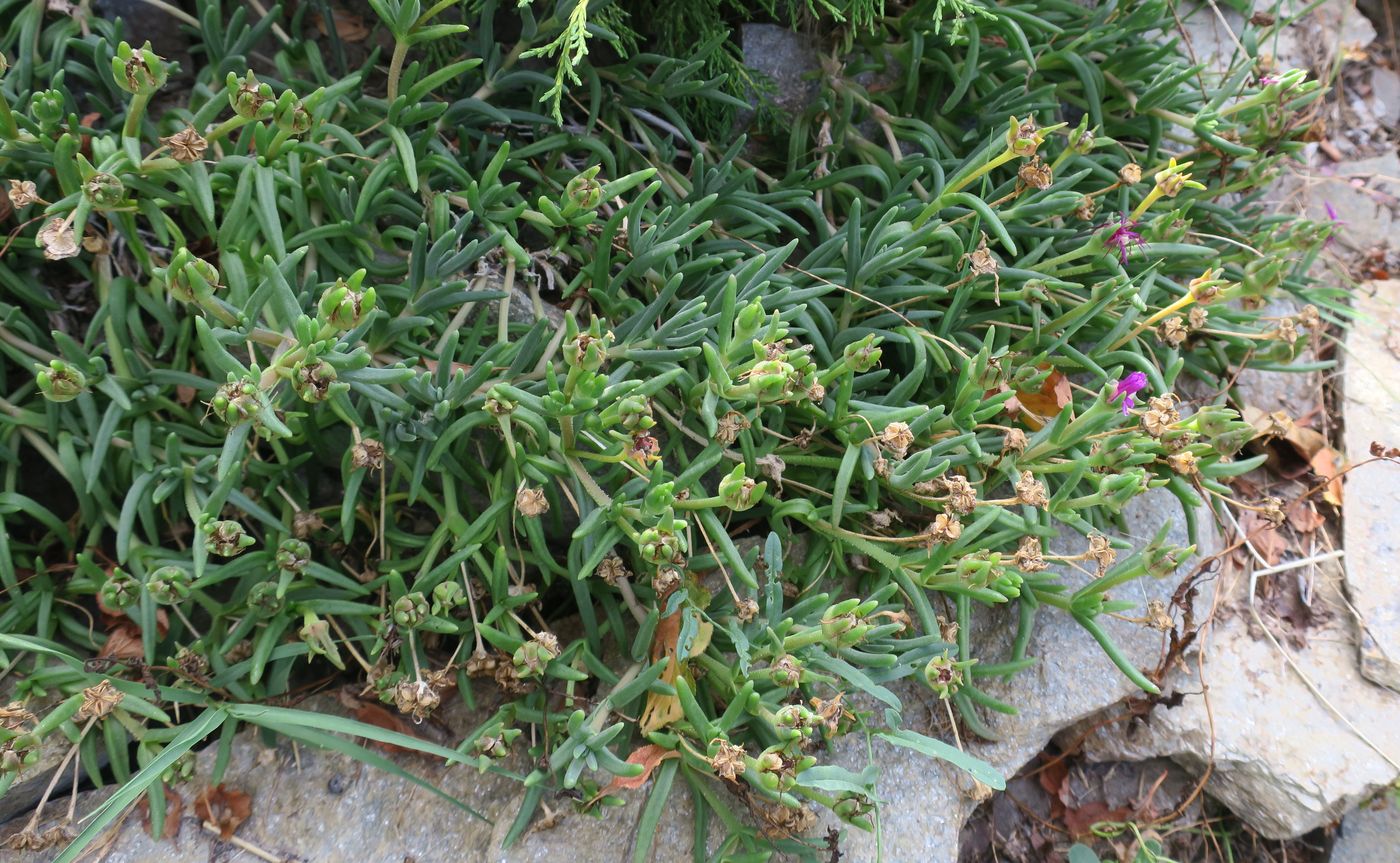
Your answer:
[1332,796,1400,863]
[1345,279,1400,691]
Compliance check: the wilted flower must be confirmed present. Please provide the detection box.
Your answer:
[1002,428,1028,453]
[879,421,914,459]
[1014,471,1048,507]
[350,438,384,470]
[7,179,41,207]
[37,217,79,260]
[515,486,549,517]
[1017,156,1053,190]
[709,739,747,781]
[942,475,978,514]
[1118,163,1142,185]
[1013,535,1047,572]
[162,126,208,163]
[1158,316,1188,346]
[1086,532,1116,576]
[77,681,124,721]
[596,555,629,585]
[927,513,963,544]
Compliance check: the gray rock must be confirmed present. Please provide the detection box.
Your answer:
[740,24,822,118]
[1343,280,1400,691]
[1332,796,1400,863]
[1370,67,1400,129]
[1233,297,1321,422]
[1067,557,1400,839]
[1270,153,1399,255]
[828,488,1218,862]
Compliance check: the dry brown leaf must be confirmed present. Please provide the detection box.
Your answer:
[1285,499,1325,534]
[1237,510,1286,566]
[352,701,420,754]
[602,744,679,794]
[98,623,145,660]
[1014,367,1072,430]
[314,7,370,41]
[1062,799,1131,837]
[640,612,713,735]
[138,786,184,840]
[194,785,251,840]
[1309,447,1343,505]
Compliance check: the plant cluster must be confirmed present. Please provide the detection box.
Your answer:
[0,0,1338,859]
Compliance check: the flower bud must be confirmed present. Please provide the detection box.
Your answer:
[431,581,465,616]
[35,359,87,402]
[163,249,221,302]
[299,611,344,668]
[512,632,559,678]
[247,581,284,616]
[565,319,612,372]
[211,376,260,426]
[111,41,168,96]
[718,464,765,511]
[769,654,804,688]
[1006,115,1044,156]
[272,88,312,135]
[318,274,376,330]
[275,538,311,573]
[82,172,125,209]
[616,394,653,431]
[565,169,603,210]
[638,523,687,565]
[227,71,274,120]
[29,89,65,128]
[292,359,341,403]
[100,568,139,609]
[746,359,794,402]
[392,591,429,628]
[204,519,255,557]
[842,335,883,373]
[146,565,192,604]
[923,651,964,697]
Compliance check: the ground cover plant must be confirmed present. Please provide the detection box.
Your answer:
[0,0,1341,859]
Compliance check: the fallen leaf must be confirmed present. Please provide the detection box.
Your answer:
[1285,499,1325,534]
[194,785,251,840]
[1062,799,1131,837]
[138,786,184,840]
[640,612,713,735]
[1014,366,1071,429]
[601,744,679,794]
[314,7,370,41]
[99,623,145,660]
[1237,510,1285,566]
[1309,446,1343,505]
[352,701,420,755]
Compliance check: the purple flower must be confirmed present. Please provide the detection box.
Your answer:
[1258,73,1280,87]
[1111,372,1148,415]
[1099,213,1145,263]
[1323,201,1344,248]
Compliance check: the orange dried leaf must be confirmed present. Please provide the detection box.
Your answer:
[1014,367,1071,429]
[194,784,251,840]
[1309,447,1343,505]
[1285,499,1325,534]
[99,623,144,660]
[603,744,679,794]
[138,786,184,840]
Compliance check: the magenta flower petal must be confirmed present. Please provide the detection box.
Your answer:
[1110,372,1147,414]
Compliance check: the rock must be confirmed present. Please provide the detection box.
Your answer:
[1273,152,1399,254]
[1332,796,1400,863]
[1066,554,1400,838]
[1170,0,1375,82]
[828,487,1219,862]
[740,24,822,118]
[1233,297,1321,422]
[1370,67,1400,129]
[1343,279,1400,691]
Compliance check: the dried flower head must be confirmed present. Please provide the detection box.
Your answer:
[1018,156,1053,190]
[927,513,963,545]
[942,475,978,514]
[1013,535,1047,572]
[1087,532,1117,576]
[1158,316,1188,347]
[596,554,629,585]
[1014,471,1048,507]
[1274,318,1299,345]
[735,597,759,622]
[393,678,442,721]
[1002,428,1028,453]
[1260,496,1286,527]
[7,179,41,207]
[1167,450,1199,475]
[1188,306,1209,330]
[879,421,914,459]
[162,126,208,163]
[350,438,384,470]
[713,411,750,447]
[1074,195,1098,221]
[515,486,549,517]
[1145,599,1173,631]
[77,680,124,721]
[1298,304,1320,330]
[709,739,747,781]
[1118,163,1143,185]
[37,217,79,260]
[963,232,1000,292]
